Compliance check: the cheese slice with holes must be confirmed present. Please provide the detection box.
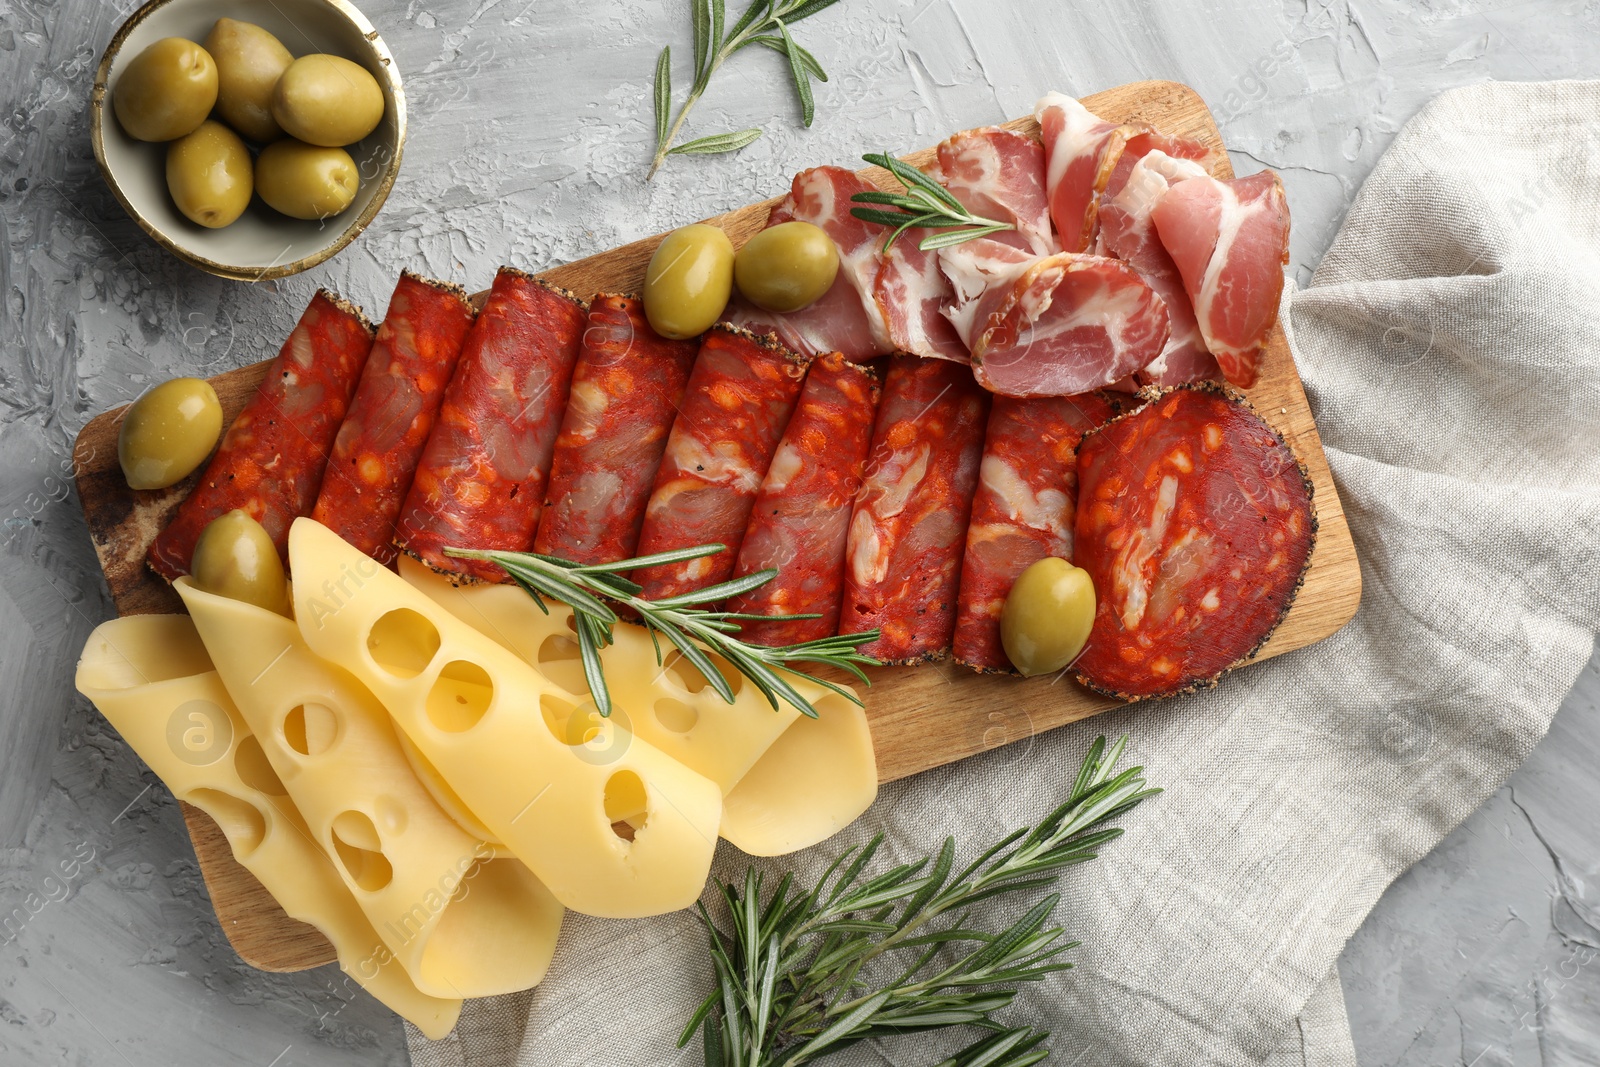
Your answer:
[396,557,879,856]
[74,615,461,1039]
[176,579,563,998]
[288,518,722,918]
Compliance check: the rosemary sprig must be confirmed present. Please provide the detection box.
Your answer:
[681,736,1160,1066]
[445,543,880,719]
[850,151,1016,252]
[647,0,845,179]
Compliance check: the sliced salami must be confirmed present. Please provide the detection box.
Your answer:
[952,391,1117,672]
[393,268,586,584]
[533,294,701,566]
[632,325,809,601]
[727,354,881,646]
[147,291,375,581]
[311,273,475,564]
[840,355,990,664]
[1073,383,1315,700]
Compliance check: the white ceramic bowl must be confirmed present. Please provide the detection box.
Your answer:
[90,0,406,280]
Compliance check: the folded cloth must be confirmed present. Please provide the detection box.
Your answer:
[407,80,1600,1067]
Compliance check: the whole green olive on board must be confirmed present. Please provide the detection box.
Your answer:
[271,54,385,147]
[643,224,735,340]
[112,37,219,142]
[190,510,289,615]
[255,139,359,220]
[165,120,253,228]
[117,377,223,490]
[203,18,294,143]
[1000,556,1097,677]
[734,221,840,313]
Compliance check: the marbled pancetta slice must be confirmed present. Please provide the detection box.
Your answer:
[632,326,808,601]
[393,268,587,584]
[534,294,702,566]
[311,273,476,565]
[1036,92,1135,254]
[1098,151,1222,387]
[727,167,891,361]
[727,354,880,646]
[1151,170,1290,388]
[935,126,1057,256]
[840,355,989,664]
[1072,383,1315,700]
[952,391,1117,671]
[148,291,375,580]
[939,238,1170,397]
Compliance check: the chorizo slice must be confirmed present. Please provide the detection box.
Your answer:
[952,391,1117,672]
[147,290,375,581]
[839,355,990,664]
[632,325,809,600]
[1072,382,1316,700]
[311,272,475,565]
[393,268,587,584]
[727,354,881,646]
[533,294,700,565]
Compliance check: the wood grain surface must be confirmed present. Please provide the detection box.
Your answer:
[71,80,1361,972]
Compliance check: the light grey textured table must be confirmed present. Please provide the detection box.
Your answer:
[1,1,1595,1064]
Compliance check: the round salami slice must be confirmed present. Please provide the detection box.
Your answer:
[1072,382,1315,700]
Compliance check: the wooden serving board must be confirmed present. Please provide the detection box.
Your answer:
[72,81,1361,972]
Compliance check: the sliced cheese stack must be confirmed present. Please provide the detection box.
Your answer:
[288,517,724,918]
[175,578,564,998]
[74,616,462,1040]
[399,557,879,856]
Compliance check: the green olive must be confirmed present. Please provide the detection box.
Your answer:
[643,224,735,340]
[255,139,358,219]
[113,37,219,142]
[191,510,289,615]
[118,377,223,490]
[271,54,385,147]
[1000,557,1097,677]
[166,120,253,228]
[203,19,294,143]
[734,221,840,313]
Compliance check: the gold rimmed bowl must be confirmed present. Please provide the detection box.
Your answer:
[90,0,406,281]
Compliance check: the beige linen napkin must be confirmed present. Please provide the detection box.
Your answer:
[407,80,1600,1067]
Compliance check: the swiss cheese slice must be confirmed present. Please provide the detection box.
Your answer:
[74,615,461,1039]
[396,556,879,856]
[176,579,564,998]
[288,518,723,918]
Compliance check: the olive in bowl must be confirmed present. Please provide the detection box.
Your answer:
[203,17,293,143]
[256,140,359,220]
[112,36,218,142]
[166,120,253,228]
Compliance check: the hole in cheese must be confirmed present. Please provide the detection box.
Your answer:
[662,650,743,698]
[331,810,394,892]
[367,609,442,679]
[426,660,494,732]
[603,770,648,840]
[281,703,339,757]
[233,735,287,796]
[654,697,698,733]
[536,634,586,694]
[190,788,267,857]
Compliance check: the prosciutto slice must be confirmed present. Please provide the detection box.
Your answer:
[1150,170,1290,388]
[940,238,1170,397]
[1098,150,1222,387]
[728,166,891,361]
[1036,92,1134,254]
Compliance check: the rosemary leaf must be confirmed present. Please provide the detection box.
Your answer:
[671,128,765,155]
[853,149,1015,252]
[653,46,672,151]
[747,34,828,80]
[775,19,815,127]
[692,0,711,84]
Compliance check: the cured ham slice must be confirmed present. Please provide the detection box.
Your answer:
[1036,92,1132,254]
[874,234,970,363]
[940,238,1170,397]
[1102,128,1213,200]
[840,356,989,664]
[935,127,1057,256]
[727,355,880,645]
[1151,170,1290,388]
[952,392,1116,671]
[632,326,808,601]
[727,167,891,361]
[1072,384,1315,700]
[1098,151,1222,387]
